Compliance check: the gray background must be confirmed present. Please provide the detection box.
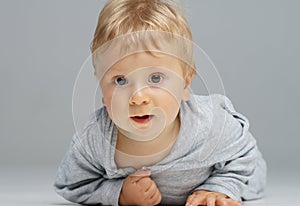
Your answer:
[0,0,299,204]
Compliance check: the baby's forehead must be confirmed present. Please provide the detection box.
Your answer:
[92,31,194,80]
[108,52,181,71]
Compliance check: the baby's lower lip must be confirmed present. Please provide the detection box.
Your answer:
[130,115,154,124]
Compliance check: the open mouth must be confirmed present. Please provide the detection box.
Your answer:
[130,115,154,124]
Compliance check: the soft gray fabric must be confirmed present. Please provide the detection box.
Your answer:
[54,94,267,205]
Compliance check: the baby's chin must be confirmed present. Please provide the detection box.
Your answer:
[116,118,167,142]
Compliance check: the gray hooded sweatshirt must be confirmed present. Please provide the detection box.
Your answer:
[54,94,267,205]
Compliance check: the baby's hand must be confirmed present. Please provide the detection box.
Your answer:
[185,190,243,206]
[119,170,162,206]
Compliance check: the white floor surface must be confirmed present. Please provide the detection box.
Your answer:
[0,168,299,206]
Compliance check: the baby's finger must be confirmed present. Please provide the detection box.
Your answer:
[129,170,151,183]
[150,188,162,205]
[206,193,216,206]
[185,193,206,206]
[217,197,243,206]
[145,180,156,197]
[185,193,194,206]
[137,177,152,191]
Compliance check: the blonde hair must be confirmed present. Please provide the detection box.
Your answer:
[91,0,195,78]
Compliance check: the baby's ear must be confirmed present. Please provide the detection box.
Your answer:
[182,70,195,101]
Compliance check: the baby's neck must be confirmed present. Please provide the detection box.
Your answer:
[116,116,180,156]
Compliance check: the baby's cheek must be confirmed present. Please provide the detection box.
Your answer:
[102,96,114,115]
[159,95,180,114]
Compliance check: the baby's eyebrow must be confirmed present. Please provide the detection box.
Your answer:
[106,67,126,76]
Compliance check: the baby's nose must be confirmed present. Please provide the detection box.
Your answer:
[129,88,150,106]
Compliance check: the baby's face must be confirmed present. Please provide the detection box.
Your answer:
[100,52,190,141]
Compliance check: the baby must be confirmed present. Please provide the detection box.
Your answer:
[54,0,267,205]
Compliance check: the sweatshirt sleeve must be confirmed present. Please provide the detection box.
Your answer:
[54,134,124,206]
[193,95,266,201]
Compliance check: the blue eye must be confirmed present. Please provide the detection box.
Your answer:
[114,76,128,86]
[149,74,163,84]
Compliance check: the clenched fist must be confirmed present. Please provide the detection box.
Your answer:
[119,170,162,206]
